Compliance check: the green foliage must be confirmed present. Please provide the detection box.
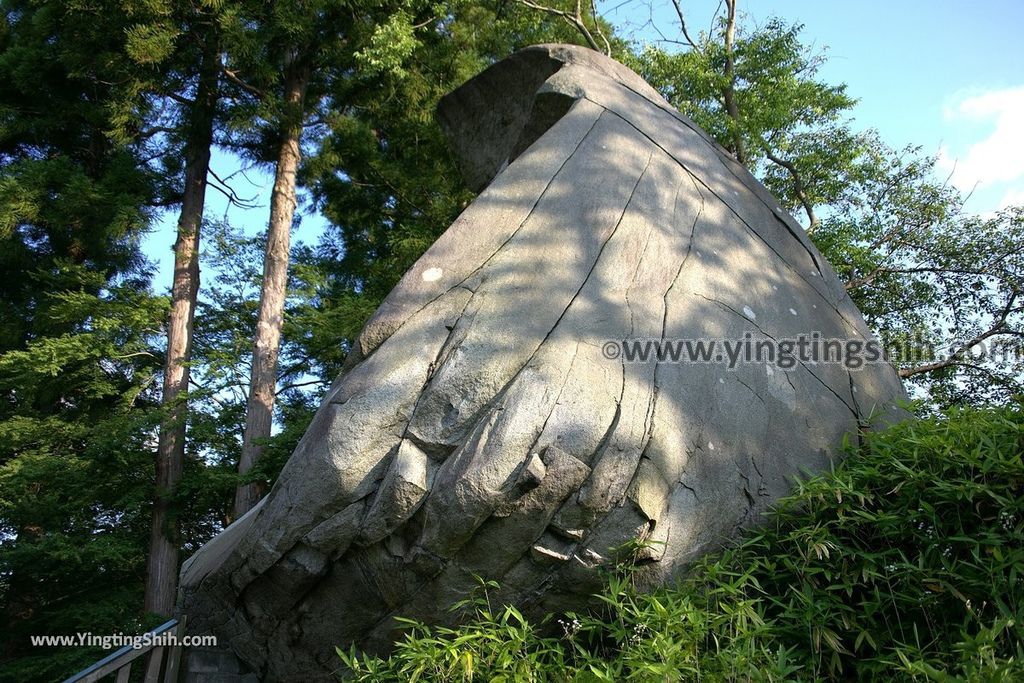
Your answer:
[338,404,1024,681]
[717,402,1024,679]
[302,0,599,373]
[339,576,571,682]
[815,141,1024,404]
[354,9,420,77]
[180,223,330,521]
[627,12,1022,407]
[0,3,173,677]
[0,0,162,355]
[629,18,854,188]
[125,19,180,66]
[0,265,166,682]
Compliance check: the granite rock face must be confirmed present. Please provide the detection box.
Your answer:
[179,44,907,680]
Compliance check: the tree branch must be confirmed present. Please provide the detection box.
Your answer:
[207,167,261,209]
[720,0,745,164]
[845,264,1006,292]
[763,147,819,231]
[669,0,701,50]
[221,66,266,99]
[899,290,1019,378]
[590,0,612,55]
[139,125,179,140]
[516,0,606,54]
[276,378,327,394]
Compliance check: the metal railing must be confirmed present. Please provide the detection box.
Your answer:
[62,617,187,683]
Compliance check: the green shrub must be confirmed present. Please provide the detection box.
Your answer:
[338,403,1024,681]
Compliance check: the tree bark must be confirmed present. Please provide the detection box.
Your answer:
[233,61,310,519]
[721,0,746,165]
[144,42,218,617]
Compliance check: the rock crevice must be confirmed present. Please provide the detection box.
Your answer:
[178,44,907,681]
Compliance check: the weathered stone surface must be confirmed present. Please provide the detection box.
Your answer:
[178,44,907,680]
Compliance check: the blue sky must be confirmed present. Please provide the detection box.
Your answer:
[144,1,1024,292]
[604,0,1024,213]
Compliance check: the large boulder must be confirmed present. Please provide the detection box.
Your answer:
[179,44,907,680]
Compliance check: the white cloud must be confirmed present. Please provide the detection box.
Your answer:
[936,86,1024,195]
[999,186,1024,210]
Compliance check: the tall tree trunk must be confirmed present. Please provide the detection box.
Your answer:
[144,43,218,617]
[721,0,746,165]
[233,61,309,519]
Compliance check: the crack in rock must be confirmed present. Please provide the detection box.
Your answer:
[177,44,908,681]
